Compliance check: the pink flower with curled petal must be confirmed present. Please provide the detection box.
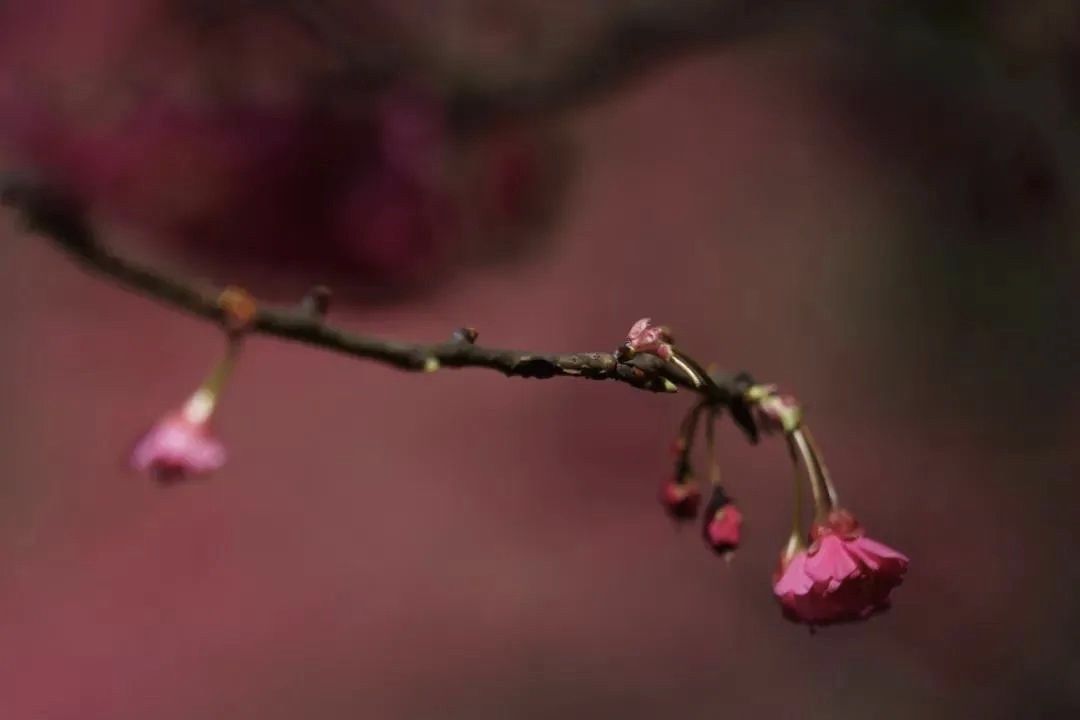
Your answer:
[773,510,909,625]
[625,318,673,359]
[131,390,226,483]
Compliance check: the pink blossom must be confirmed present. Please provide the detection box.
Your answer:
[131,410,226,483]
[704,504,743,555]
[625,318,673,359]
[658,479,701,521]
[773,511,909,625]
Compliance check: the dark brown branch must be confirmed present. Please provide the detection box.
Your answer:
[273,0,797,133]
[0,178,759,437]
[444,0,795,132]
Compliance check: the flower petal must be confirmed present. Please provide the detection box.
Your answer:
[805,536,862,591]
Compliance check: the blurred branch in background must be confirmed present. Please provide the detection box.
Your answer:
[0,0,802,303]
[258,0,795,130]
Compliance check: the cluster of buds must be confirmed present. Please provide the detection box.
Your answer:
[625,319,745,557]
[130,287,258,483]
[657,403,744,558]
[625,319,909,627]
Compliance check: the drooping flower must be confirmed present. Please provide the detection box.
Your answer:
[772,510,909,625]
[658,478,701,521]
[131,389,226,482]
[131,337,239,483]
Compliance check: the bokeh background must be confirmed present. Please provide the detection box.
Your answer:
[2,2,1079,718]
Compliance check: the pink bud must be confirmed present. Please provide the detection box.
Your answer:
[658,479,701,521]
[704,504,743,555]
[625,318,673,358]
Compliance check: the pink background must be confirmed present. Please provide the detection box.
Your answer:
[2,10,1079,719]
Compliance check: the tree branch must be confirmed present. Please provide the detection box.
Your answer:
[0,177,759,437]
[444,0,796,131]
[273,0,798,133]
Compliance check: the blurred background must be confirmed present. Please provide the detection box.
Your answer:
[1,1,1079,718]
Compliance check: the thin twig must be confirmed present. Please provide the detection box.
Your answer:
[1,179,759,414]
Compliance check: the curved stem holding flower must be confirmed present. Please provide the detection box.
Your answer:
[802,427,839,510]
[791,428,836,522]
[782,433,809,557]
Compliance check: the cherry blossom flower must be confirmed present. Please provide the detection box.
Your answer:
[131,388,226,482]
[773,510,909,625]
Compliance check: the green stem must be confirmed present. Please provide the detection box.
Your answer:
[668,351,704,389]
[705,407,721,486]
[679,401,706,445]
[783,433,808,555]
[791,428,832,522]
[672,401,707,482]
[802,427,839,509]
[181,337,242,424]
[203,337,241,398]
